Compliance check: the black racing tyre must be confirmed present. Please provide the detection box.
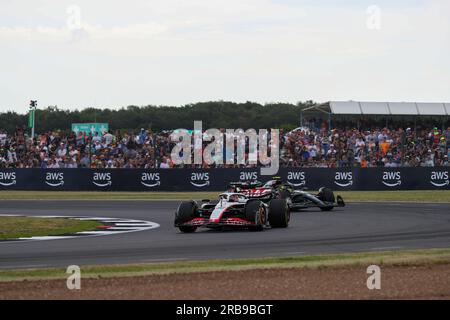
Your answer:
[278,189,293,212]
[268,199,290,228]
[278,190,291,200]
[317,187,335,203]
[175,201,198,226]
[245,200,265,231]
[336,195,345,207]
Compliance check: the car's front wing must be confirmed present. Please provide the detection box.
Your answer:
[177,217,256,228]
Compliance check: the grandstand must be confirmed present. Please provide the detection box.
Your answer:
[300,101,450,131]
[319,101,449,115]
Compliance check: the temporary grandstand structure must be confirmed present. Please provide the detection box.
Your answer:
[300,101,450,130]
[323,101,449,115]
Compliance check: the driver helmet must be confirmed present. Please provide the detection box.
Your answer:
[265,179,282,188]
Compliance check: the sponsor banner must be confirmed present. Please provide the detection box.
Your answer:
[71,123,109,135]
[0,168,448,191]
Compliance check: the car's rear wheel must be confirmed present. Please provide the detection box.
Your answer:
[175,201,198,232]
[268,199,290,228]
[317,187,335,211]
[317,187,335,203]
[245,200,265,231]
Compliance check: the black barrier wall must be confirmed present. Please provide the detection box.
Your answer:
[0,168,449,191]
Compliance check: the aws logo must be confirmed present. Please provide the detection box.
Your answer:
[45,172,64,187]
[93,172,112,187]
[287,171,306,187]
[190,172,210,188]
[334,172,353,187]
[430,171,449,187]
[0,172,16,186]
[382,171,401,187]
[239,171,258,181]
[141,172,161,188]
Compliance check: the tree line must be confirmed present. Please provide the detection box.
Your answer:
[0,101,315,134]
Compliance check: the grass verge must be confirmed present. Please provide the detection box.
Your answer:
[1,248,449,281]
[0,216,100,240]
[0,190,449,202]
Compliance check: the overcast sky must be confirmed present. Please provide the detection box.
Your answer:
[1,0,449,113]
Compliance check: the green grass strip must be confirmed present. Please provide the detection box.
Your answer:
[0,216,100,240]
[1,248,449,281]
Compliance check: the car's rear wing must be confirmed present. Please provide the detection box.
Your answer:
[228,181,263,189]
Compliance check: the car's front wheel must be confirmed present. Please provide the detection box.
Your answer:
[175,201,198,232]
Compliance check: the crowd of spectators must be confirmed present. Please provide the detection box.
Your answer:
[280,126,449,168]
[1,124,449,169]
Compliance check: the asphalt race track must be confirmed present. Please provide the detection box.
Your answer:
[1,200,450,269]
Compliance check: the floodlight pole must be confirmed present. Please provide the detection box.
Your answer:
[31,111,36,139]
[29,100,37,140]
[31,116,34,139]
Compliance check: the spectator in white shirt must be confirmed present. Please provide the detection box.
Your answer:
[47,159,60,168]
[159,157,170,168]
[91,132,102,143]
[104,131,114,145]
[57,143,67,157]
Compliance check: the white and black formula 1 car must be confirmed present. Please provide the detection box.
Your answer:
[174,192,290,233]
[286,187,346,211]
[228,178,345,212]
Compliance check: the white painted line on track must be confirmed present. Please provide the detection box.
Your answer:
[104,227,152,230]
[75,217,119,221]
[114,223,154,226]
[18,236,77,240]
[76,231,121,235]
[89,219,146,223]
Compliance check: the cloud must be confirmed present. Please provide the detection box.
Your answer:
[0,22,169,42]
[0,0,449,112]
